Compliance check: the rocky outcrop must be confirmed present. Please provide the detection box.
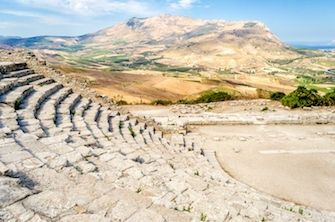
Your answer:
[0,50,334,221]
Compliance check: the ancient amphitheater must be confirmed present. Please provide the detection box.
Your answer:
[0,50,335,221]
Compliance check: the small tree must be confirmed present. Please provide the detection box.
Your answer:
[323,89,335,106]
[270,92,286,101]
[281,86,323,108]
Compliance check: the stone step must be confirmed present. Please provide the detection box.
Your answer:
[58,93,81,115]
[83,102,101,123]
[0,103,19,131]
[97,107,114,138]
[15,132,87,169]
[3,68,34,78]
[29,77,54,86]
[17,82,63,119]
[151,130,163,144]
[73,97,91,117]
[17,73,44,86]
[0,85,34,109]
[55,93,81,132]
[0,78,17,95]
[49,87,73,105]
[0,136,44,173]
[38,88,73,120]
[0,62,28,74]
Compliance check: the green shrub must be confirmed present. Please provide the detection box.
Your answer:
[116,100,128,105]
[281,86,323,108]
[194,91,232,103]
[270,92,286,101]
[261,106,269,111]
[323,89,335,106]
[150,100,173,106]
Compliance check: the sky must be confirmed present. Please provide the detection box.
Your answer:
[0,0,334,45]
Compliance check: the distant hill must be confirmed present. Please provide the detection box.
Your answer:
[0,35,21,40]
[0,14,302,72]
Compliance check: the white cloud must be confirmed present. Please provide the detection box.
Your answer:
[169,0,198,9]
[0,9,84,26]
[0,21,24,28]
[15,0,152,17]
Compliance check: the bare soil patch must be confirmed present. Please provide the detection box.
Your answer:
[54,66,215,103]
[193,125,335,212]
[52,65,299,104]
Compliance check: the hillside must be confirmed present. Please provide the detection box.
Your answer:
[1,14,298,72]
[1,15,335,103]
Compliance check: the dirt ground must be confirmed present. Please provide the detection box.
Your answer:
[54,65,297,104]
[125,102,335,212]
[64,69,214,103]
[193,125,335,212]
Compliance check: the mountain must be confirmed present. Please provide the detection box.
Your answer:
[0,14,301,72]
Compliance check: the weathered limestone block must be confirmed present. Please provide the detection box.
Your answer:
[49,155,69,169]
[75,146,93,157]
[166,179,190,194]
[299,113,320,124]
[127,209,165,222]
[0,151,33,165]
[23,190,76,218]
[106,157,136,172]
[59,214,111,222]
[25,168,74,191]
[0,176,32,208]
[0,209,15,221]
[0,161,13,176]
[39,134,70,145]
[149,204,195,222]
[124,166,144,180]
[64,151,84,165]
[329,114,335,123]
[108,189,152,221]
[76,161,97,174]
[171,134,184,146]
[21,157,44,171]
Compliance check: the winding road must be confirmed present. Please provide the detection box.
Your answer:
[325,68,335,77]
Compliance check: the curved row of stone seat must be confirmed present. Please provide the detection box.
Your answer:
[1,70,171,155]
[0,61,334,221]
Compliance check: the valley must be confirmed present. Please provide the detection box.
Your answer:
[1,14,335,103]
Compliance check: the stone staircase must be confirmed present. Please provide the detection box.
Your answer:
[0,59,334,221]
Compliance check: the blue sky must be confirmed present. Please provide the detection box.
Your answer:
[0,0,334,45]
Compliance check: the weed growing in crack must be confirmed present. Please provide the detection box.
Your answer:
[75,166,83,174]
[14,98,21,110]
[183,204,191,213]
[129,127,135,137]
[169,162,175,170]
[200,213,207,221]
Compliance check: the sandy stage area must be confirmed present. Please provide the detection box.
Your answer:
[193,125,335,211]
